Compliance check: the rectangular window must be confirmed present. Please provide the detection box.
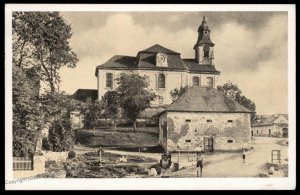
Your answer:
[106,73,113,88]
[228,120,233,123]
[185,119,191,122]
[207,119,212,122]
[227,140,233,143]
[185,140,191,143]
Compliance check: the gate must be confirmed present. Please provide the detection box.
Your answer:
[13,157,33,171]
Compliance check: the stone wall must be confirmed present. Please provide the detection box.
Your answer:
[43,151,68,162]
[159,112,251,151]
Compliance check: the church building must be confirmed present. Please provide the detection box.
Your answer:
[95,16,220,105]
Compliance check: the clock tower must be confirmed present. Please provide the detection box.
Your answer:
[194,15,215,65]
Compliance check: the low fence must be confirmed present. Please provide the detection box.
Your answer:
[13,157,33,171]
[13,155,45,179]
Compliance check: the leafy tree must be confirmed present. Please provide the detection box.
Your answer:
[116,73,157,132]
[12,12,78,93]
[12,65,43,157]
[102,91,120,131]
[217,81,256,118]
[83,98,103,132]
[170,86,189,101]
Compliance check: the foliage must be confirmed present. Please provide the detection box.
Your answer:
[12,65,43,157]
[68,151,76,159]
[170,86,189,101]
[102,91,120,131]
[13,11,78,93]
[217,81,256,118]
[116,73,157,132]
[48,118,74,152]
[83,98,103,129]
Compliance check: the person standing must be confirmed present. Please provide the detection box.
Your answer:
[160,152,172,178]
[242,148,246,163]
[196,152,204,177]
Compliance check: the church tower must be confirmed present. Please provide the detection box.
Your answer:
[194,15,215,65]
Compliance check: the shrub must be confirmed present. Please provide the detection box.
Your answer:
[68,151,76,159]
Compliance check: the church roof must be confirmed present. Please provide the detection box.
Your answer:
[138,44,180,55]
[95,44,220,75]
[183,59,220,74]
[163,86,252,113]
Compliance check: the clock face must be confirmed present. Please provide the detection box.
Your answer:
[158,55,165,63]
[156,53,167,66]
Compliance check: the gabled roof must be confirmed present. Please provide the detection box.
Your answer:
[138,44,180,55]
[251,114,288,127]
[72,89,98,102]
[164,86,252,113]
[183,59,220,74]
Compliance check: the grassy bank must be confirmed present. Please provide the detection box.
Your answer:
[75,129,159,148]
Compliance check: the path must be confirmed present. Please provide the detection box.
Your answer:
[172,137,288,177]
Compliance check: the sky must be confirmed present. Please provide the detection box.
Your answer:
[58,12,288,115]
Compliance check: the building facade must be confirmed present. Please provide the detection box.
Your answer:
[158,87,252,152]
[95,16,220,106]
[251,114,288,137]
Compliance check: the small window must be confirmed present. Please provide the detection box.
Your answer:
[158,73,165,89]
[257,130,259,134]
[227,140,233,143]
[106,73,113,88]
[185,119,191,122]
[185,140,191,143]
[228,120,233,123]
[192,76,200,86]
[207,119,212,122]
[195,130,197,132]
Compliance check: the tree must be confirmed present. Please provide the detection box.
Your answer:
[116,73,157,132]
[83,98,103,132]
[170,86,189,101]
[12,65,43,157]
[217,81,256,118]
[12,12,78,93]
[102,91,120,131]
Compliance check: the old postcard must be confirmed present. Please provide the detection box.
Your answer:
[5,4,296,190]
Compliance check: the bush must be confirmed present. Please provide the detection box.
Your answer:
[68,150,76,159]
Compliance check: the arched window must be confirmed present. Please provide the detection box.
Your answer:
[192,76,200,86]
[158,73,165,89]
[206,77,213,87]
[106,73,113,89]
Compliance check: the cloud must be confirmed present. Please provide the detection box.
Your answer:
[59,12,288,115]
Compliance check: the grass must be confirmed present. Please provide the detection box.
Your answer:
[75,129,159,148]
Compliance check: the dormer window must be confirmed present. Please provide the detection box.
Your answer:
[156,53,168,67]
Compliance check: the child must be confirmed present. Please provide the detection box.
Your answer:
[196,152,204,177]
[242,149,246,163]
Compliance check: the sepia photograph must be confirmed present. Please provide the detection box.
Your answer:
[5,4,296,190]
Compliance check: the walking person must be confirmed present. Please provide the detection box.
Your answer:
[242,148,246,163]
[196,152,204,177]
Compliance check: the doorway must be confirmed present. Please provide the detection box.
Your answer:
[268,129,271,137]
[204,137,214,152]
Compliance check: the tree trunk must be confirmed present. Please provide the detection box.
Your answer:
[114,119,117,132]
[133,120,137,132]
